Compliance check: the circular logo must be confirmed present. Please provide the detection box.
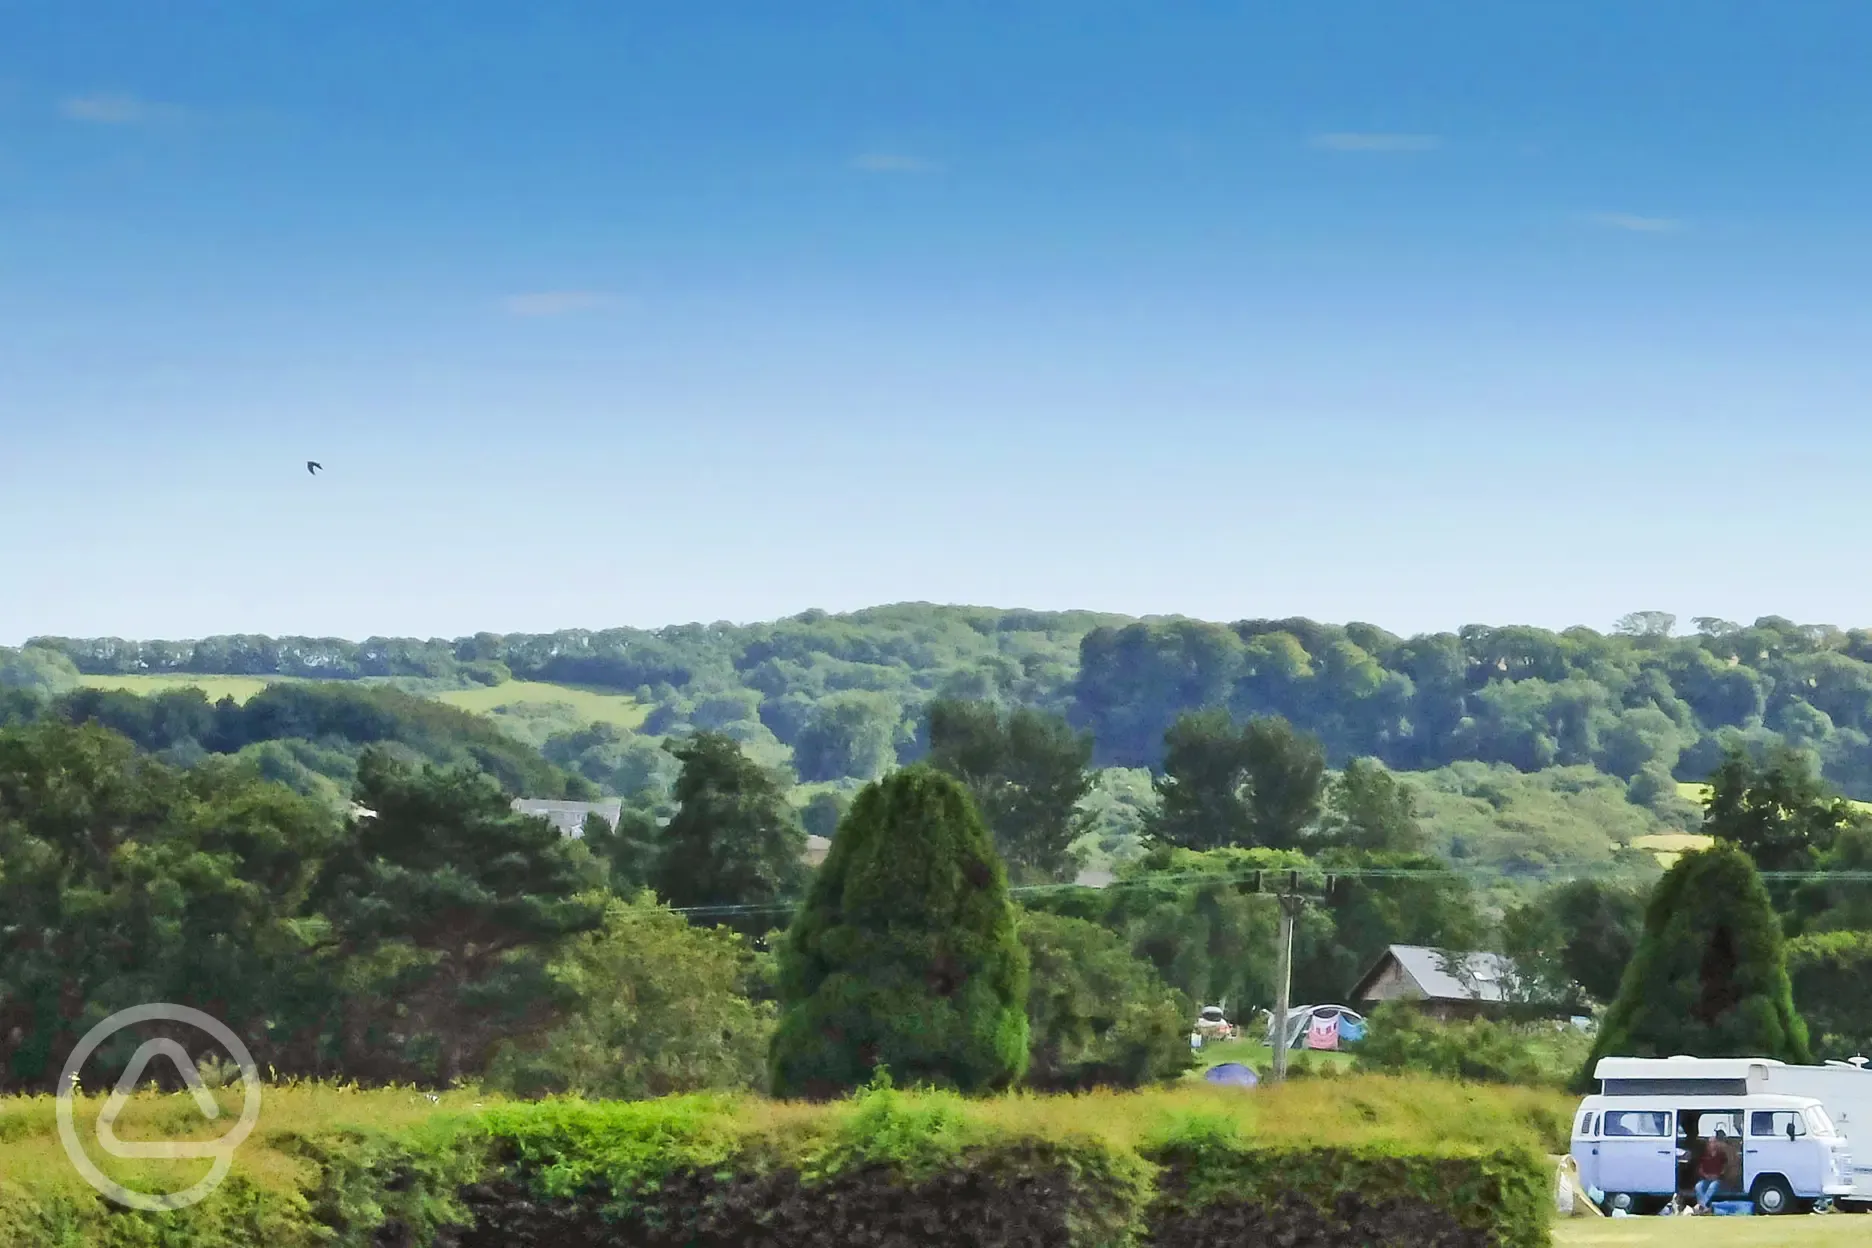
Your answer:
[55,1003,263,1211]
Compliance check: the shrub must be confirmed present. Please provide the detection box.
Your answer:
[0,1078,1561,1248]
[770,766,1030,1098]
[1017,908,1194,1090]
[486,894,775,1099]
[1786,929,1872,1060]
[1351,1002,1587,1087]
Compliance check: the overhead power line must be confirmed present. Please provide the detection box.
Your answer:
[648,863,1872,921]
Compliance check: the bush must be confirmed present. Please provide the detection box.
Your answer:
[770,766,1029,1098]
[1786,929,1872,1061]
[0,1078,1560,1247]
[486,895,775,1099]
[1351,1002,1588,1087]
[1017,908,1194,1090]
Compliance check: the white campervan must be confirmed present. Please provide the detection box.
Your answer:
[1574,1056,1860,1214]
[1594,1055,1872,1208]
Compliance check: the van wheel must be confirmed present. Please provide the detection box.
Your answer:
[1604,1192,1635,1213]
[1752,1175,1795,1215]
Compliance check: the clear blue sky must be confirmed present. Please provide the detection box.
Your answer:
[5,2,1871,644]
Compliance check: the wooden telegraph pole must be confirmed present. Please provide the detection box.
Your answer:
[1269,890,1304,1083]
[1261,869,1332,1085]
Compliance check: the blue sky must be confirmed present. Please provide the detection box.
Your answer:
[4,2,1872,644]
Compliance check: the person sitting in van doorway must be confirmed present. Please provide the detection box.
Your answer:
[1694,1130,1728,1211]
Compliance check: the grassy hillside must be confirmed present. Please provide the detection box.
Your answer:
[432,679,648,747]
[32,606,1872,805]
[47,663,1712,876]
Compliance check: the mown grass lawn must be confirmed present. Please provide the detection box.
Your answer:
[1554,1215,1870,1245]
[1183,1036,1356,1079]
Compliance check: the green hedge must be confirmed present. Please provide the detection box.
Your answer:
[0,1077,1558,1247]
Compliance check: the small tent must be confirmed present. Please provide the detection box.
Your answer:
[1203,1062,1259,1088]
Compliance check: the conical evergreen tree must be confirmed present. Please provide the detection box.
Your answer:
[1580,843,1810,1087]
[769,765,1029,1099]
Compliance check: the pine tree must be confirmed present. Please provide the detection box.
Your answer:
[1581,843,1810,1087]
[769,765,1029,1099]
[650,732,806,918]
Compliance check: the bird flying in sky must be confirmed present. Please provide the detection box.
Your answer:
[307,461,322,475]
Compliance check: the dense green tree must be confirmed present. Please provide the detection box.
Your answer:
[769,766,1029,1098]
[792,691,901,782]
[580,807,664,895]
[1311,848,1487,1001]
[313,750,608,1084]
[1704,745,1860,873]
[53,681,594,800]
[0,721,343,1090]
[799,789,850,840]
[1016,908,1193,1090]
[488,894,774,1099]
[1787,822,1872,935]
[1151,711,1325,851]
[650,732,807,918]
[1151,709,1255,850]
[1094,845,1314,1015]
[926,698,1094,881]
[1582,844,1811,1086]
[1316,758,1427,852]
[1504,879,1648,1006]
[1072,620,1245,768]
[1785,931,1872,1061]
[0,646,80,698]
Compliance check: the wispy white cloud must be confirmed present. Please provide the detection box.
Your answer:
[1586,212,1681,233]
[60,93,182,125]
[504,291,620,318]
[1310,132,1441,152]
[850,152,940,174]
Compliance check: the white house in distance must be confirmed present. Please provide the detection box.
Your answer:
[511,797,833,868]
[510,798,624,837]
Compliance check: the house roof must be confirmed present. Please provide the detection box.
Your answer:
[1350,944,1518,1004]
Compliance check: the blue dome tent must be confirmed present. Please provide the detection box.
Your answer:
[1203,1062,1259,1088]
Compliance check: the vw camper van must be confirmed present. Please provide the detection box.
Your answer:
[1572,1090,1853,1214]
[1591,1055,1872,1208]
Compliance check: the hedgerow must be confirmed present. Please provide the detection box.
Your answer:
[0,1076,1560,1247]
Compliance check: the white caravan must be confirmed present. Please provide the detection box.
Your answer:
[1593,1055,1872,1207]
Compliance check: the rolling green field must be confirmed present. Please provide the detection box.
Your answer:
[432,679,648,730]
[76,673,286,702]
[72,672,646,736]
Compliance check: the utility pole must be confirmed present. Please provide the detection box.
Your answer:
[1269,890,1300,1084]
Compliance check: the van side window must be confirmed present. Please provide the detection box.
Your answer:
[1603,1111,1668,1137]
[1751,1111,1804,1138]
